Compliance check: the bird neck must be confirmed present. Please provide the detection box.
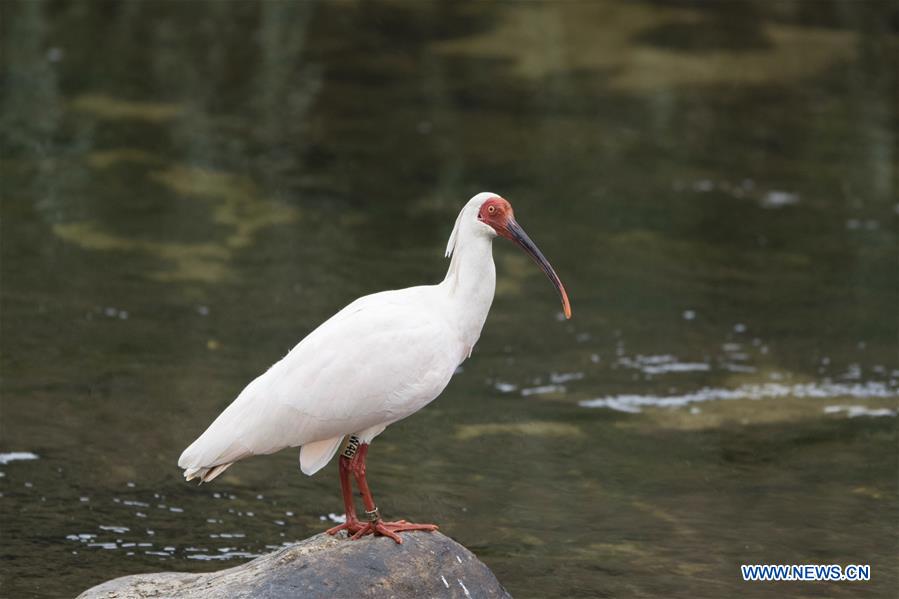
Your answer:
[440,233,496,354]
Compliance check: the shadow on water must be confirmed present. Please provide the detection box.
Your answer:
[1,1,897,597]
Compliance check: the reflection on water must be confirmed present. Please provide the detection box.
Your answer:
[71,94,184,122]
[0,452,40,465]
[1,1,897,597]
[52,165,300,282]
[581,380,898,413]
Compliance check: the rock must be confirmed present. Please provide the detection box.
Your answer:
[77,531,512,598]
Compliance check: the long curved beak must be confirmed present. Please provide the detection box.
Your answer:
[504,219,572,319]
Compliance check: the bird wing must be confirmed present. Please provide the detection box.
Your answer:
[178,286,461,475]
[298,436,346,475]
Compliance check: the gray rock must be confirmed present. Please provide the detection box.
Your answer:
[77,531,512,599]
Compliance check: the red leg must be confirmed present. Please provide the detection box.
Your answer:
[346,442,439,544]
[324,452,364,536]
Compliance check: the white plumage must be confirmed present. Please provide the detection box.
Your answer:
[179,193,504,482]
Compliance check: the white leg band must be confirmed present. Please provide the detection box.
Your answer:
[342,435,361,459]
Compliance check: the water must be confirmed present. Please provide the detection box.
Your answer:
[1,1,897,597]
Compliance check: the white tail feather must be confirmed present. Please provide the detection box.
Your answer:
[183,462,234,483]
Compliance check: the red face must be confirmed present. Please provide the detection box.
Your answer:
[477,197,515,239]
[476,195,572,319]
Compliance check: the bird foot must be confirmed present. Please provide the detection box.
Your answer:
[345,519,439,544]
[325,518,365,536]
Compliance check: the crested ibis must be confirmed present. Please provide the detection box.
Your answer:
[178,192,571,543]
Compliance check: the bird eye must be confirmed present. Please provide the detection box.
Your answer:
[487,205,496,214]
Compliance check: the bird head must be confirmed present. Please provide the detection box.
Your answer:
[476,195,572,320]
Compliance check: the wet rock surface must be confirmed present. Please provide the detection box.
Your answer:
[77,530,512,598]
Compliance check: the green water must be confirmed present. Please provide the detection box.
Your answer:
[1,1,897,597]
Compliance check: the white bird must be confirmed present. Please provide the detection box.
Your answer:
[178,192,571,543]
